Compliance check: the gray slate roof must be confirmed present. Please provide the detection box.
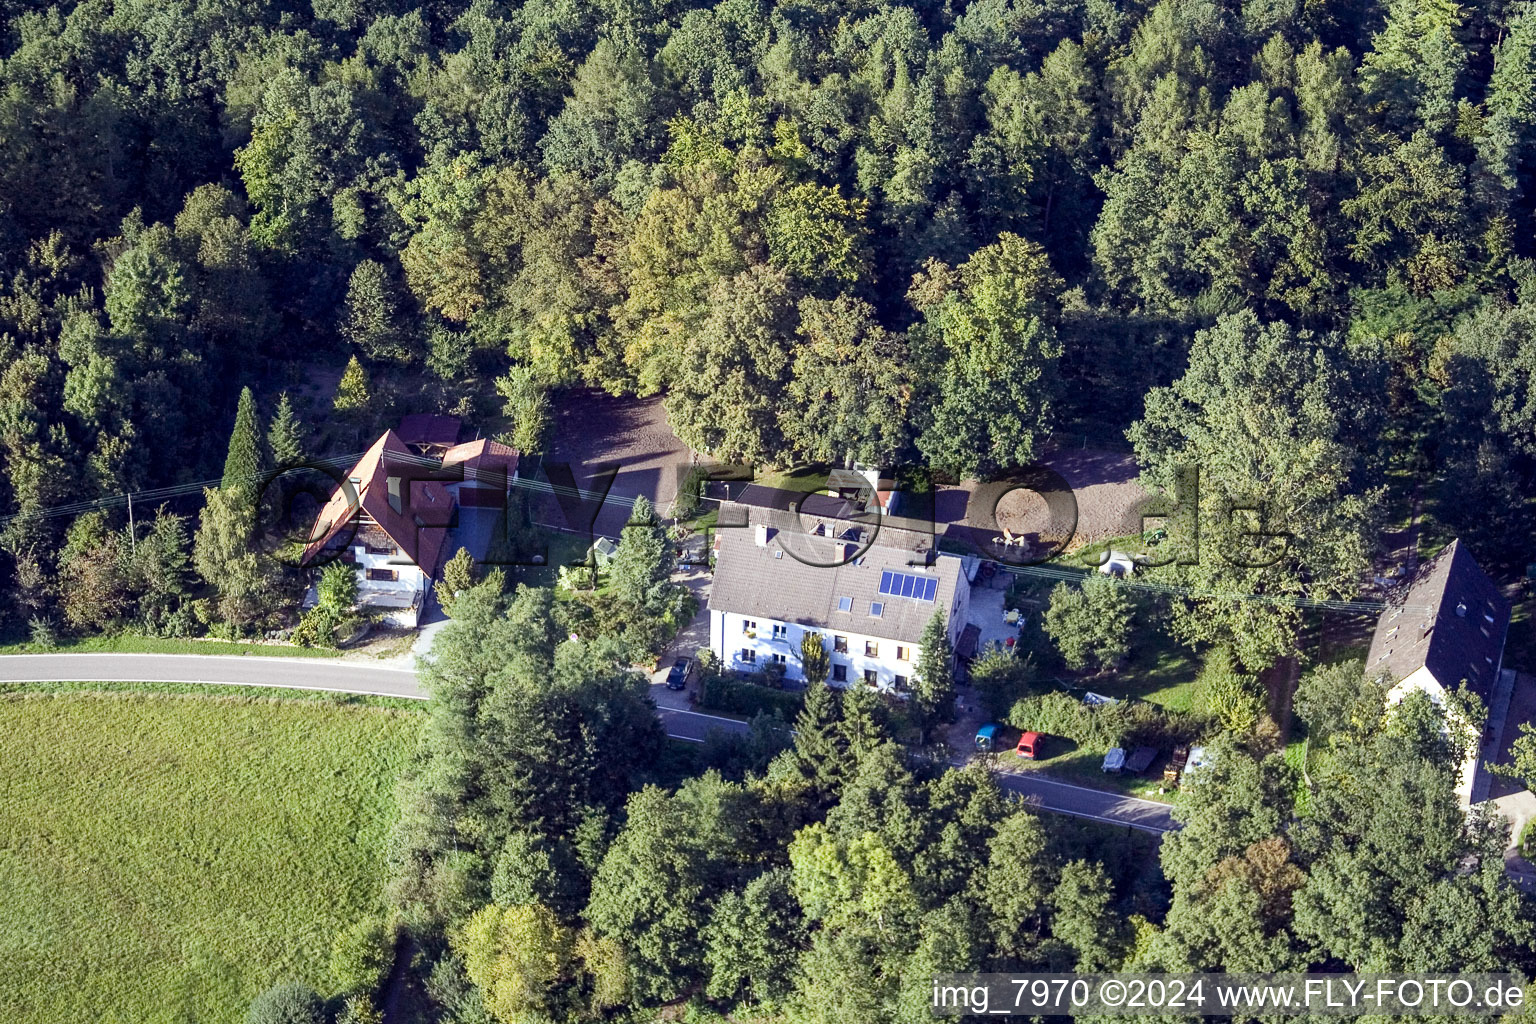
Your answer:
[1366,539,1511,697]
[709,501,963,644]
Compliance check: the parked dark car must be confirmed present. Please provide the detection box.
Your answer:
[665,657,693,690]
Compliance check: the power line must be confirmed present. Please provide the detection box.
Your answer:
[0,451,373,530]
[0,449,642,531]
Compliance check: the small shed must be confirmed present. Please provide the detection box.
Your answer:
[1125,745,1158,774]
[957,623,981,662]
[590,536,620,566]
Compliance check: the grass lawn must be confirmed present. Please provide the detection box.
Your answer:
[1505,590,1536,675]
[1007,578,1201,712]
[1284,733,1314,815]
[0,632,342,658]
[0,691,422,1024]
[1108,629,1201,711]
[754,463,834,494]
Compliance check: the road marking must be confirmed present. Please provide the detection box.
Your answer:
[0,652,419,673]
[0,677,428,698]
[978,762,1173,810]
[653,706,750,724]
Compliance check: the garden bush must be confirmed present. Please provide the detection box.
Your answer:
[330,914,396,996]
[247,981,326,1024]
[699,675,804,719]
[1008,691,1202,754]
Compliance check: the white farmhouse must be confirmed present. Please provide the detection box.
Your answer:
[1365,538,1512,800]
[708,501,972,691]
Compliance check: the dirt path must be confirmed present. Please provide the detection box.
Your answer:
[1260,655,1299,745]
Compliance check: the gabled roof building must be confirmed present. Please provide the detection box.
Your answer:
[708,501,974,690]
[1366,539,1511,702]
[1366,539,1512,802]
[304,427,516,626]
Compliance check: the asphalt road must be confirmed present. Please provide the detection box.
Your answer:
[990,770,1176,832]
[0,653,1174,832]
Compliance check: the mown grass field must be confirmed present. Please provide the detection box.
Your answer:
[0,691,422,1024]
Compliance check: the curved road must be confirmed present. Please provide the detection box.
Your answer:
[0,653,1174,832]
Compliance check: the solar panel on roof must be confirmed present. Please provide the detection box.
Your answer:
[877,570,936,602]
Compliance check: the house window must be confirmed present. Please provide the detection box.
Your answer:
[837,596,853,612]
[834,635,848,653]
[894,674,909,689]
[833,664,847,682]
[865,640,879,657]
[772,623,788,640]
[771,653,787,665]
[742,619,757,634]
[895,645,909,661]
[740,649,757,664]
[366,567,398,582]
[864,669,877,685]
[870,602,884,617]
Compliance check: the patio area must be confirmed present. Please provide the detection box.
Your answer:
[964,576,1025,659]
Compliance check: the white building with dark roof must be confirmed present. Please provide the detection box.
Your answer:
[708,501,974,690]
[1367,539,1511,704]
[1366,538,1512,800]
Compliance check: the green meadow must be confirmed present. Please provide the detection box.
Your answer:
[0,691,421,1024]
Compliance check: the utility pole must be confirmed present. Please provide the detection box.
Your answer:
[126,491,135,554]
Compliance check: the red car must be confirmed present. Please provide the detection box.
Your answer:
[1016,731,1043,759]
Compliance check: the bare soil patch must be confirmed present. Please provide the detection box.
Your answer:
[542,389,699,537]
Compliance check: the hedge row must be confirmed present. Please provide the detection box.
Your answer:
[698,676,804,719]
[1007,691,1202,754]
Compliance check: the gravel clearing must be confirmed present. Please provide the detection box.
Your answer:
[1037,447,1153,548]
[541,389,699,537]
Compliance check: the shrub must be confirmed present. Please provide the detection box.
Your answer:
[673,466,707,520]
[292,605,342,648]
[1008,691,1201,754]
[699,676,803,719]
[1193,646,1266,734]
[336,994,384,1024]
[247,981,326,1024]
[969,649,1034,718]
[317,562,359,613]
[27,616,57,649]
[330,914,396,996]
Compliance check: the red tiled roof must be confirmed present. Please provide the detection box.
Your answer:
[303,431,454,573]
[442,438,519,486]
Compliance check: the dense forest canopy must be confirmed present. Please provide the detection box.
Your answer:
[1,0,1535,624]
[3,0,1536,1020]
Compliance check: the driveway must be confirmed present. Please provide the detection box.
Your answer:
[647,560,714,709]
